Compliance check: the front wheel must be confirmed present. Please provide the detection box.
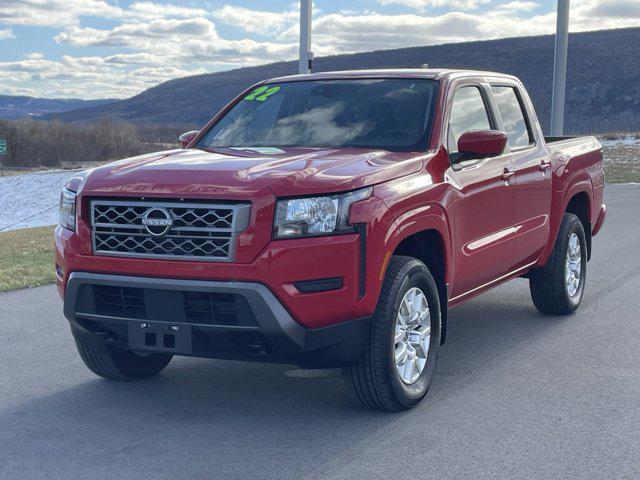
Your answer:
[529,213,588,315]
[342,256,441,411]
[74,332,172,381]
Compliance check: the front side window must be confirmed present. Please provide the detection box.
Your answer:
[447,86,492,154]
[197,79,438,152]
[491,86,533,148]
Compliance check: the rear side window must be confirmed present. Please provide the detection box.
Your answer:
[491,86,533,148]
[448,86,492,153]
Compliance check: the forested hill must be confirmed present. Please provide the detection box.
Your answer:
[48,27,640,135]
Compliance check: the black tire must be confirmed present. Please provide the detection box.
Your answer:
[529,213,588,315]
[342,256,441,411]
[74,333,172,381]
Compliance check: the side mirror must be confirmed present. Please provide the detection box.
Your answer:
[457,130,507,160]
[178,130,199,148]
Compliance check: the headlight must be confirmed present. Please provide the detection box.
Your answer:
[59,188,77,232]
[274,188,372,239]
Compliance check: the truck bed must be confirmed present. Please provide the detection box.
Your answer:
[544,135,602,161]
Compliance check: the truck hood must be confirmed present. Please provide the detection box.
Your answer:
[79,147,430,199]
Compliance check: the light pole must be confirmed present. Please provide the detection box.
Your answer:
[299,0,313,74]
[550,0,570,136]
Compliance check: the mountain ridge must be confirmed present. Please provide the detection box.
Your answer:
[0,96,114,120]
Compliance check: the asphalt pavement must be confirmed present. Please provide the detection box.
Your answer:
[1,184,638,480]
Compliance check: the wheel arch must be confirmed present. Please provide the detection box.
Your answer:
[564,190,592,260]
[383,204,453,344]
[539,173,594,267]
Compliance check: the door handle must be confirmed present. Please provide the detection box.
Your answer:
[501,168,515,181]
[539,160,552,171]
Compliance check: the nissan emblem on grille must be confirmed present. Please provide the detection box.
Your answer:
[141,208,173,237]
[90,200,251,262]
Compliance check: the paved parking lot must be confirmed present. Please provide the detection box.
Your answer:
[1,184,638,480]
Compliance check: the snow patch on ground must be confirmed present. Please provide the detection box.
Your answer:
[599,136,640,147]
[0,170,81,232]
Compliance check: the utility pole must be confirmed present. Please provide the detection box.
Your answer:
[299,0,313,74]
[550,0,570,135]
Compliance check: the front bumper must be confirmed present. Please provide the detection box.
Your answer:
[64,272,370,368]
[55,224,367,329]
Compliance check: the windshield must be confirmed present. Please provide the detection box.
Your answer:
[197,79,438,152]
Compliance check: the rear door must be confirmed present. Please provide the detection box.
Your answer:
[489,83,552,268]
[446,82,517,300]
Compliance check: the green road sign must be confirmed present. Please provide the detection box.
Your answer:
[0,139,6,155]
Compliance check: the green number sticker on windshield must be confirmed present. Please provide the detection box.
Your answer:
[245,86,281,102]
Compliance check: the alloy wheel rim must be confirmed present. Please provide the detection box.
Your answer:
[394,287,431,385]
[565,232,582,297]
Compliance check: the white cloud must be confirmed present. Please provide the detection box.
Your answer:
[55,18,218,48]
[500,1,540,11]
[0,3,299,99]
[0,83,36,97]
[310,4,640,53]
[0,0,639,99]
[0,28,16,39]
[0,0,209,27]
[312,12,488,50]
[379,0,490,11]
[212,5,298,35]
[583,0,640,17]
[26,53,45,60]
[0,52,207,99]
[54,17,297,65]
[0,0,123,28]
[127,2,209,21]
[103,53,165,65]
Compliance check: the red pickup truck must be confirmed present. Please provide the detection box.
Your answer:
[56,69,606,411]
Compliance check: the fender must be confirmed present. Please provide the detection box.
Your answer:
[353,196,453,339]
[351,192,453,317]
[384,203,453,343]
[537,168,593,267]
[384,203,453,287]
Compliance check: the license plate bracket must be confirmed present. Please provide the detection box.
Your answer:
[128,321,192,354]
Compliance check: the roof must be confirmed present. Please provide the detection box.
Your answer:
[267,68,517,83]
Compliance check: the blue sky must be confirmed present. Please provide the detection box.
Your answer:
[0,0,638,99]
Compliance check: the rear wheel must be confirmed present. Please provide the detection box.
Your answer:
[342,256,441,411]
[529,213,587,315]
[74,333,172,381]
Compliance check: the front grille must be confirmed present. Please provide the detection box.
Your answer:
[91,285,257,326]
[91,200,251,261]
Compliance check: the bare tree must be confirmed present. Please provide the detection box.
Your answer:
[0,119,151,168]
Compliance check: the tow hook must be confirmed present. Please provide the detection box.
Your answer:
[248,343,272,356]
[95,330,117,343]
